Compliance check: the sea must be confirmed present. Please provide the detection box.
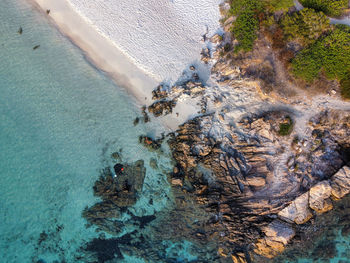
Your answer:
[0,0,176,262]
[1,0,350,262]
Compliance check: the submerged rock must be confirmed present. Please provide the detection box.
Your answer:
[139,135,163,151]
[83,160,146,230]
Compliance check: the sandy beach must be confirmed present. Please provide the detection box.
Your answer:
[28,0,221,108]
[28,0,159,105]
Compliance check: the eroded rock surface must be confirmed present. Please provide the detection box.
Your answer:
[331,166,350,199]
[278,193,313,224]
[309,181,333,213]
[166,107,350,260]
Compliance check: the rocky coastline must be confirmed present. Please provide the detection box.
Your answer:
[81,2,350,262]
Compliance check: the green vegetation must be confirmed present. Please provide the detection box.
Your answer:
[340,78,350,99]
[281,8,330,45]
[278,117,293,136]
[292,26,350,82]
[229,0,263,52]
[229,0,294,52]
[264,0,295,12]
[228,0,350,99]
[299,0,348,17]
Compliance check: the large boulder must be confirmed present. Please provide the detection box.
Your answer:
[278,192,313,224]
[254,220,295,258]
[331,166,350,199]
[309,181,333,213]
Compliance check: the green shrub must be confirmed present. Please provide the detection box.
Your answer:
[230,0,263,52]
[299,0,348,17]
[292,26,350,82]
[232,9,260,52]
[291,43,323,81]
[264,0,295,12]
[340,78,350,99]
[279,117,294,136]
[281,8,331,45]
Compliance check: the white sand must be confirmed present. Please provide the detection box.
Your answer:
[28,0,221,102]
[67,0,221,82]
[28,0,221,130]
[29,0,159,105]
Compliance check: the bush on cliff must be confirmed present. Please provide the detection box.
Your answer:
[292,25,350,82]
[264,0,295,12]
[278,116,293,136]
[229,0,263,52]
[341,77,350,99]
[281,8,331,45]
[299,0,348,17]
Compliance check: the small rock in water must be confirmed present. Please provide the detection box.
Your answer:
[139,135,162,151]
[111,151,121,161]
[141,105,150,123]
[133,117,140,126]
[113,163,124,176]
[149,158,158,169]
[171,178,183,187]
[18,27,22,35]
[33,45,40,50]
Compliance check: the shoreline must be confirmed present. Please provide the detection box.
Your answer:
[26,0,221,131]
[27,0,158,106]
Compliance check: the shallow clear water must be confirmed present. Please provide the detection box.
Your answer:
[2,1,350,262]
[0,0,174,262]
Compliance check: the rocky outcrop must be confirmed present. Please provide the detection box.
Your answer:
[139,135,163,151]
[146,69,207,118]
[331,166,350,199]
[255,165,350,259]
[255,221,295,258]
[83,160,146,234]
[278,193,313,224]
[166,106,350,261]
[151,84,168,100]
[309,181,333,213]
[148,99,176,117]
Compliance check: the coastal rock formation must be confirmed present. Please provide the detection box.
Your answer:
[82,5,350,261]
[166,104,350,260]
[146,71,207,118]
[309,181,333,213]
[331,166,350,199]
[138,135,163,151]
[148,99,176,117]
[83,160,146,234]
[254,221,295,258]
[278,193,313,224]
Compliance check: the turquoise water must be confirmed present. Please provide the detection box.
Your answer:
[0,0,176,262]
[2,0,350,262]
